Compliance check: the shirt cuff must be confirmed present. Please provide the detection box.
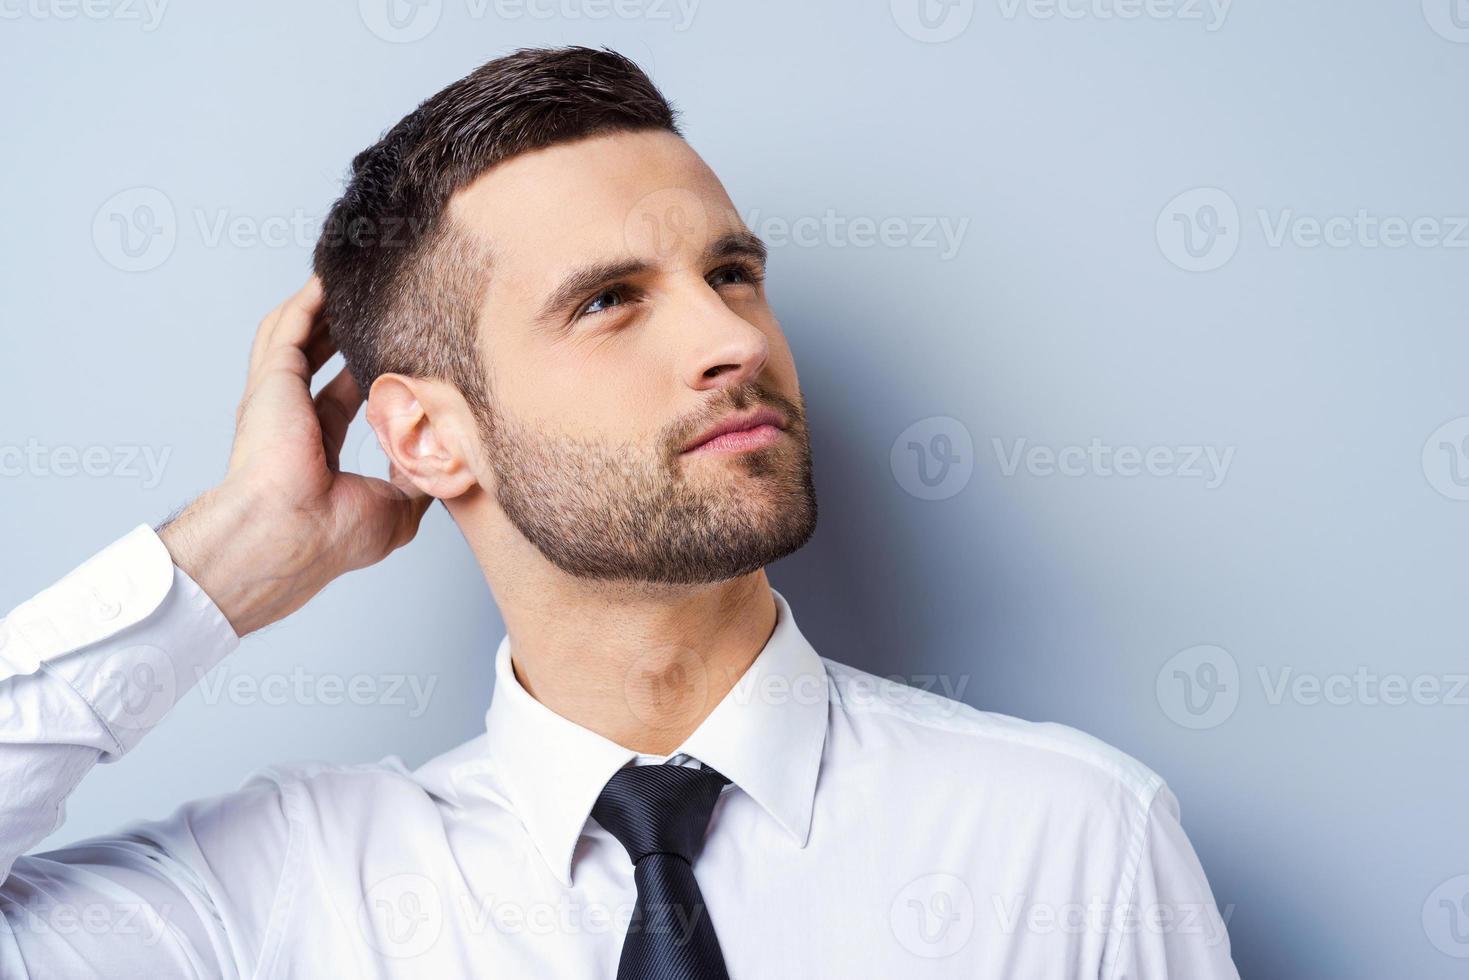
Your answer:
[0,524,241,757]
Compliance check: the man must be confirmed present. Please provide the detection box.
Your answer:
[0,46,1238,978]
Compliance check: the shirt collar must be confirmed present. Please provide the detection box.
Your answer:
[463,586,829,887]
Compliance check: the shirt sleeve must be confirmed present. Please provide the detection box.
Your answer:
[1105,783,1241,980]
[0,524,265,978]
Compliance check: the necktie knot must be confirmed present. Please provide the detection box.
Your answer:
[592,763,730,865]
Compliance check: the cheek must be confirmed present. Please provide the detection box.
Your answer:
[515,347,667,445]
[756,317,800,387]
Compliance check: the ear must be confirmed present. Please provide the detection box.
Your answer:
[365,373,481,500]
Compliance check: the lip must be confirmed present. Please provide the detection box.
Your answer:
[680,407,788,454]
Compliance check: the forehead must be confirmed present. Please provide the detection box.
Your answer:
[446,129,741,285]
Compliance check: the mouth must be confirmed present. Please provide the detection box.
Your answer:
[680,406,789,456]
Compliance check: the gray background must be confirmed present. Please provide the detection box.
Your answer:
[2,1,1467,976]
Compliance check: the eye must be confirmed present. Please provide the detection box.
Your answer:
[580,287,626,317]
[709,262,764,289]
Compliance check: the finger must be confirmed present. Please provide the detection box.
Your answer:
[342,475,433,567]
[246,277,318,386]
[248,301,285,382]
[267,276,325,354]
[241,278,328,411]
[386,461,425,499]
[304,327,338,376]
[385,487,435,554]
[315,368,364,469]
[298,287,337,379]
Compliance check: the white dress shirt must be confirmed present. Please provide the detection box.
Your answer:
[0,525,1240,978]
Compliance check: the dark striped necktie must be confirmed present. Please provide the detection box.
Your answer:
[592,763,732,980]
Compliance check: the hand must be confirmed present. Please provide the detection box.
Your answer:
[160,277,432,636]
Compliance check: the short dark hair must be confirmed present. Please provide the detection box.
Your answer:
[312,46,681,412]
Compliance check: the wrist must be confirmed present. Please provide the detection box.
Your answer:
[158,479,313,637]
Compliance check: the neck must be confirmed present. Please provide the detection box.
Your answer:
[460,497,778,754]
[507,574,775,755]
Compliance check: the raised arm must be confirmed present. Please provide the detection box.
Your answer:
[0,278,430,974]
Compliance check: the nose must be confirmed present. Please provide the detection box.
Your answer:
[678,286,770,394]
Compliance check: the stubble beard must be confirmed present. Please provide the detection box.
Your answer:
[479,383,818,587]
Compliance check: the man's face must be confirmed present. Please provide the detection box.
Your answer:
[447,128,817,585]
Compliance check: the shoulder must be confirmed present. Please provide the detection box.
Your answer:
[822,657,1165,820]
[237,733,500,830]
[238,753,448,831]
[98,756,431,865]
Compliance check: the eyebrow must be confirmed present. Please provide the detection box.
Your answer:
[708,229,768,265]
[534,230,769,325]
